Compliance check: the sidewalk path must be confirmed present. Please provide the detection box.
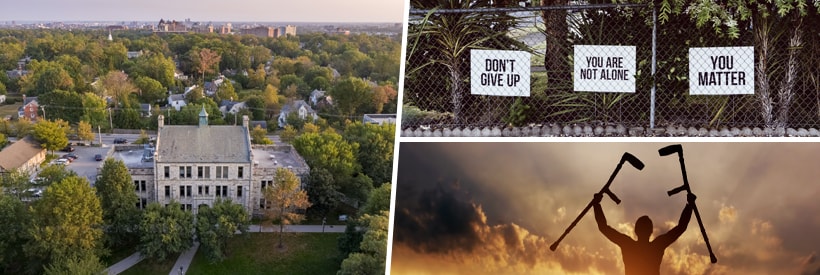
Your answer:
[105,252,143,275]
[248,224,347,233]
[169,242,199,275]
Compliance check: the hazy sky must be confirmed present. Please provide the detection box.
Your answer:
[0,0,405,23]
[392,142,820,274]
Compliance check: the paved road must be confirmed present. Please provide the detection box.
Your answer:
[105,252,143,275]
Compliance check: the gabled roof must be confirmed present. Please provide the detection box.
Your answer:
[168,94,186,102]
[0,136,44,172]
[281,100,314,114]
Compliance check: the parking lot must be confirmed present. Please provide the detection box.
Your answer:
[52,145,113,185]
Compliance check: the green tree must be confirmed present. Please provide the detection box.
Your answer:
[0,38,24,70]
[343,122,395,187]
[0,193,30,272]
[81,93,108,130]
[262,84,281,119]
[133,54,176,89]
[338,211,388,275]
[13,118,34,138]
[43,253,105,275]
[95,159,140,248]
[134,76,166,104]
[250,125,272,144]
[263,168,311,248]
[76,121,94,145]
[26,176,103,270]
[33,119,69,154]
[38,164,77,186]
[245,95,266,121]
[280,125,298,143]
[306,168,341,219]
[248,45,272,68]
[32,66,74,96]
[247,64,267,90]
[138,202,195,262]
[215,81,238,103]
[37,90,83,123]
[0,133,6,148]
[0,169,31,200]
[292,130,359,182]
[195,199,250,262]
[359,184,391,217]
[329,77,372,117]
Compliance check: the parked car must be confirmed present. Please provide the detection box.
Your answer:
[61,145,75,152]
[63,153,78,160]
[113,138,128,144]
[95,154,103,161]
[53,159,69,166]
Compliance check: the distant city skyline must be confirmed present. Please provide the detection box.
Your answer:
[0,0,405,23]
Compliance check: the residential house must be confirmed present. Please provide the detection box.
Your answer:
[17,96,38,121]
[218,100,247,117]
[363,114,397,125]
[126,51,143,59]
[167,94,186,111]
[204,76,225,96]
[309,90,326,106]
[278,100,318,128]
[0,136,46,175]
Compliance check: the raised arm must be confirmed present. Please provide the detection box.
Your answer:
[593,193,632,246]
[654,193,696,248]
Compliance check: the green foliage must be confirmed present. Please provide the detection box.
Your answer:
[0,133,6,148]
[195,199,250,263]
[26,176,103,269]
[0,168,32,200]
[306,168,341,218]
[39,90,84,123]
[215,81,238,103]
[338,211,388,275]
[343,122,395,188]
[76,121,94,144]
[95,159,140,248]
[134,76,166,104]
[329,77,372,117]
[81,93,108,130]
[33,119,69,153]
[138,202,195,262]
[359,184,391,217]
[0,193,30,271]
[293,130,360,183]
[250,125,272,144]
[37,164,77,186]
[503,97,530,127]
[280,124,298,143]
[43,253,106,275]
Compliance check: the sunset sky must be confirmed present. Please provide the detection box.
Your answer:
[0,0,404,23]
[391,142,820,274]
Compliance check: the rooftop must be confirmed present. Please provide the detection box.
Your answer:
[113,147,154,169]
[251,145,308,170]
[157,125,250,163]
[0,136,44,171]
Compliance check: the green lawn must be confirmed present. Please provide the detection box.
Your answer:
[186,233,342,275]
[0,102,21,118]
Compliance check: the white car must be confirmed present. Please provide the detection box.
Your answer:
[53,159,69,166]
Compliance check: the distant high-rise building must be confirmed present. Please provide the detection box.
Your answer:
[242,26,274,38]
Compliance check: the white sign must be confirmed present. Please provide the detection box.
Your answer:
[470,49,531,97]
[574,45,636,93]
[689,47,754,95]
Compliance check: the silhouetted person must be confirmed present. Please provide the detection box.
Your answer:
[592,193,695,275]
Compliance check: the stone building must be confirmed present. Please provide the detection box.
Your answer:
[111,108,309,215]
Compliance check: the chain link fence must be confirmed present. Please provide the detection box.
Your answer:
[402,3,820,136]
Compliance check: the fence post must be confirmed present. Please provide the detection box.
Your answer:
[650,1,658,129]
